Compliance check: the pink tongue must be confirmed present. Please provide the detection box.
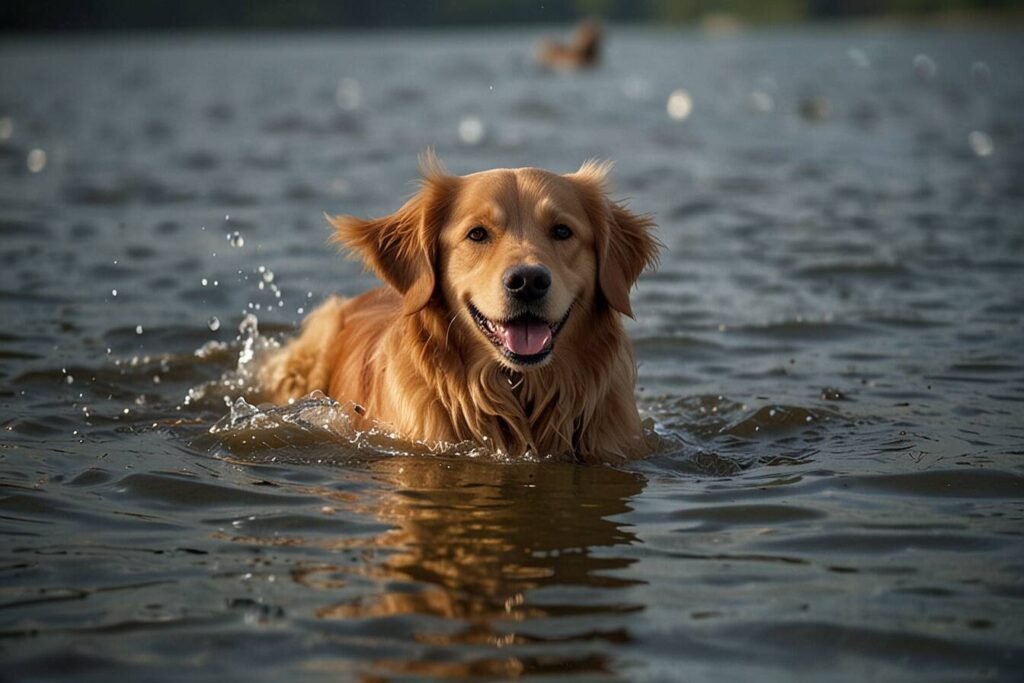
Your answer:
[500,319,552,356]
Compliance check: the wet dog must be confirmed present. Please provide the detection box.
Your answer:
[261,155,659,462]
[537,18,603,70]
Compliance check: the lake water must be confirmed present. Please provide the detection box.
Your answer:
[1,25,1023,681]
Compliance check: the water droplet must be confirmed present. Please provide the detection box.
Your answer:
[201,278,208,286]
[228,231,244,248]
[111,289,118,297]
[458,115,485,145]
[335,77,362,111]
[666,89,693,121]
[135,325,144,335]
[968,130,994,157]
[65,375,74,385]
[27,148,47,173]
[261,269,274,283]
[153,375,161,384]
[208,316,221,331]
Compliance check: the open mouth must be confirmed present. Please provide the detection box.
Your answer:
[468,302,571,366]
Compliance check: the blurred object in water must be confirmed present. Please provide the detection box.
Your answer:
[536,17,602,71]
[699,12,744,36]
[799,94,832,121]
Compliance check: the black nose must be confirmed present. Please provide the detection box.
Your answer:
[503,265,551,302]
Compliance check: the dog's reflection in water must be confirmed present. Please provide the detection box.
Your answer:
[299,456,646,677]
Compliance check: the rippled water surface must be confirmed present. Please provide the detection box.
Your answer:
[2,26,1023,681]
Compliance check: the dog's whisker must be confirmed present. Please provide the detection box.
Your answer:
[443,313,459,350]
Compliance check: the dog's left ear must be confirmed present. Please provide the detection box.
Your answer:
[328,157,456,315]
[571,160,660,318]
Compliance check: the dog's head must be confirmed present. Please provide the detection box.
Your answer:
[330,155,659,371]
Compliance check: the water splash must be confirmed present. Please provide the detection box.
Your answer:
[182,313,278,410]
[200,390,499,463]
[236,313,259,366]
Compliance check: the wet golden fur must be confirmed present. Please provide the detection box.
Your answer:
[260,156,659,462]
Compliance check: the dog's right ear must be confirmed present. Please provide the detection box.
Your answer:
[570,160,660,318]
[329,157,456,315]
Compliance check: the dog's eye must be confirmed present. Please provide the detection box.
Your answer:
[551,224,573,240]
[467,226,489,242]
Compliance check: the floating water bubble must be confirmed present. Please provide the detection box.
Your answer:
[335,77,362,111]
[228,231,244,247]
[847,47,870,69]
[971,61,991,84]
[750,90,774,113]
[297,307,304,315]
[201,278,208,286]
[261,269,274,283]
[666,89,693,121]
[111,289,118,297]
[208,316,221,331]
[0,116,12,140]
[913,53,937,81]
[968,130,994,157]
[65,374,74,385]
[27,148,47,173]
[458,115,485,145]
[136,325,144,335]
[153,375,161,384]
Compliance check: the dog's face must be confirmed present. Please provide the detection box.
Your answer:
[331,159,658,371]
[438,169,597,368]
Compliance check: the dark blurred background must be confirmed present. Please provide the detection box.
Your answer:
[2,0,1022,32]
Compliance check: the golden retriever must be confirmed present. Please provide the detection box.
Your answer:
[260,155,659,462]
